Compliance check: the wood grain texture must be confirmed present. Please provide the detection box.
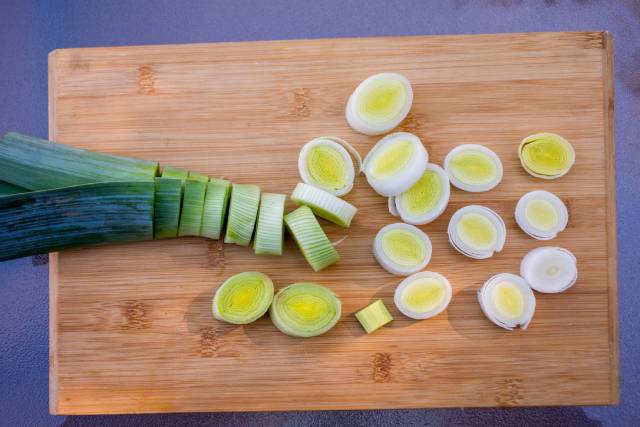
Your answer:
[48,32,618,414]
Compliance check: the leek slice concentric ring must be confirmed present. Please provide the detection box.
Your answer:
[212,272,274,324]
[478,273,536,331]
[298,137,360,196]
[444,144,503,192]
[345,72,413,136]
[374,223,432,276]
[395,163,450,225]
[448,205,506,259]
[520,246,577,293]
[363,132,428,197]
[394,271,452,320]
[291,182,357,227]
[515,190,568,240]
[270,282,341,337]
[518,133,575,179]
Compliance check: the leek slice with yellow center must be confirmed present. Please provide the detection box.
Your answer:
[395,163,450,225]
[448,205,506,259]
[515,190,568,240]
[270,282,341,337]
[394,271,452,320]
[478,273,536,331]
[346,73,413,135]
[444,144,503,192]
[374,223,432,276]
[212,272,274,324]
[519,133,575,179]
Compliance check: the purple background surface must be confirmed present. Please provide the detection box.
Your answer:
[1,1,639,426]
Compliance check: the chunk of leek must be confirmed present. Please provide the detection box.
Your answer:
[178,179,207,237]
[373,223,432,276]
[394,271,452,320]
[515,190,568,240]
[161,165,189,181]
[520,246,577,293]
[395,163,450,225]
[519,133,575,179]
[154,178,183,239]
[291,182,357,227]
[0,132,158,190]
[224,183,261,246]
[355,299,393,334]
[200,178,232,240]
[444,144,503,192]
[253,193,286,256]
[212,272,274,324]
[284,206,340,272]
[478,273,536,331]
[0,181,154,261]
[270,282,341,337]
[346,73,413,135]
[448,205,506,259]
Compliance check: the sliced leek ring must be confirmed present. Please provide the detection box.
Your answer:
[345,72,413,135]
[394,271,452,320]
[298,136,361,196]
[363,132,428,197]
[478,273,536,331]
[520,246,577,293]
[253,193,286,256]
[374,223,432,276]
[515,190,568,240]
[291,182,357,227]
[448,205,506,259]
[395,163,450,225]
[212,272,274,324]
[284,206,340,272]
[444,144,503,192]
[270,282,341,337]
[519,133,575,179]
[224,183,261,247]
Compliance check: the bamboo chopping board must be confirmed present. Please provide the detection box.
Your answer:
[48,32,618,414]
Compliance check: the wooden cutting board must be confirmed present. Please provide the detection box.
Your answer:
[48,32,618,414]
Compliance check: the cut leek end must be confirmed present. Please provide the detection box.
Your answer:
[212,272,274,324]
[448,205,506,259]
[515,190,568,240]
[396,163,450,225]
[444,144,503,192]
[188,171,210,183]
[254,193,286,256]
[291,182,357,227]
[355,299,393,333]
[298,137,357,196]
[346,73,413,135]
[270,282,341,337]
[518,133,575,179]
[478,273,536,331]
[520,246,577,293]
[200,178,232,240]
[374,223,432,276]
[363,132,428,197]
[224,183,261,246]
[394,271,452,320]
[161,165,189,181]
[285,206,340,272]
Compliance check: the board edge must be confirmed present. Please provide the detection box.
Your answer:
[601,31,620,405]
[48,48,60,416]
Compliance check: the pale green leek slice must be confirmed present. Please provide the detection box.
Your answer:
[518,133,575,179]
[178,179,206,237]
[200,178,231,240]
[291,182,357,227]
[224,183,261,246]
[253,193,286,256]
[284,206,340,272]
[298,137,360,196]
[161,165,189,181]
[270,282,341,337]
[212,272,274,324]
[355,300,393,334]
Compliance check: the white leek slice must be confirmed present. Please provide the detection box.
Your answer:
[291,182,357,227]
[478,273,536,331]
[253,193,286,256]
[520,246,577,293]
[363,132,428,197]
[373,223,432,276]
[515,190,568,240]
[394,271,452,320]
[298,137,361,196]
[212,272,274,324]
[395,163,450,225]
[345,72,413,135]
[388,197,400,217]
[448,205,506,259]
[519,133,575,179]
[224,183,261,246]
[284,206,340,272]
[270,282,341,337]
[444,144,503,192]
